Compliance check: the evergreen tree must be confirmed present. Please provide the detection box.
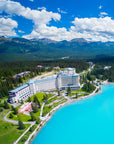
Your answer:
[21,99,24,104]
[82,82,96,93]
[67,87,71,95]
[4,100,10,109]
[31,103,38,113]
[58,90,60,96]
[30,111,36,121]
[12,106,18,115]
[34,96,41,108]
[42,94,48,102]
[18,119,25,130]
[75,93,78,98]
[28,97,31,102]
[9,113,13,118]
[36,117,41,124]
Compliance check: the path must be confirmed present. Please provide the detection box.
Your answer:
[14,122,35,144]
[40,102,45,119]
[3,111,34,125]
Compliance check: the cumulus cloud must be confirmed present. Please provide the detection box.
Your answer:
[0,0,61,38]
[25,16,114,42]
[0,17,17,36]
[71,17,114,42]
[23,25,69,41]
[0,0,61,25]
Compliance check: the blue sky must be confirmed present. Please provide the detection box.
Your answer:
[0,0,114,42]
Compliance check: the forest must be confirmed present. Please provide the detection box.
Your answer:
[91,57,114,82]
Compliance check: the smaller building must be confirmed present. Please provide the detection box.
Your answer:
[37,65,43,68]
[104,66,111,70]
[53,66,60,70]
[9,84,31,103]
[13,71,30,78]
[87,61,93,66]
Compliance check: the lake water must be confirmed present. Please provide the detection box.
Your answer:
[32,84,114,144]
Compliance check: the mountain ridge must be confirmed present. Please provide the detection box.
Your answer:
[0,37,114,61]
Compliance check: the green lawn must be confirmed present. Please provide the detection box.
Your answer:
[0,121,13,135]
[33,108,41,118]
[42,106,52,117]
[46,96,64,104]
[29,92,53,103]
[7,112,31,122]
[69,88,89,97]
[52,98,67,108]
[0,124,30,144]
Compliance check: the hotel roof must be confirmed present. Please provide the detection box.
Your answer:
[34,75,57,83]
[9,84,29,93]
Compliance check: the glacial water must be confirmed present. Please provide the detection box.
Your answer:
[32,84,114,144]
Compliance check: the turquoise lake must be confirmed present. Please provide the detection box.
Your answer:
[32,84,114,144]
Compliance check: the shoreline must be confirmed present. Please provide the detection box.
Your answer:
[29,87,103,144]
[29,83,114,144]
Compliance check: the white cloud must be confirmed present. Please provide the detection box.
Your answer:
[23,25,69,41]
[0,0,114,42]
[0,0,61,38]
[99,12,108,17]
[70,17,114,42]
[0,17,17,36]
[38,7,46,11]
[29,0,34,2]
[18,30,24,33]
[0,0,61,25]
[99,5,102,9]
[57,8,67,14]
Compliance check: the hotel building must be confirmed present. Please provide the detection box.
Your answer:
[9,68,80,103]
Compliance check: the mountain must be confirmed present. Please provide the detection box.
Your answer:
[0,37,114,61]
[32,38,57,44]
[70,38,89,43]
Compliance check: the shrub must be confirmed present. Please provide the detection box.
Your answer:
[9,113,13,118]
[4,101,10,109]
[0,108,3,112]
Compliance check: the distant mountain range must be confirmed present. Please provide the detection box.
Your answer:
[0,36,114,61]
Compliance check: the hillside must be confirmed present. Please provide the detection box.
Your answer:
[0,36,114,61]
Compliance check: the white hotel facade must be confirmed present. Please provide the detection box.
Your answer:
[9,68,80,103]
